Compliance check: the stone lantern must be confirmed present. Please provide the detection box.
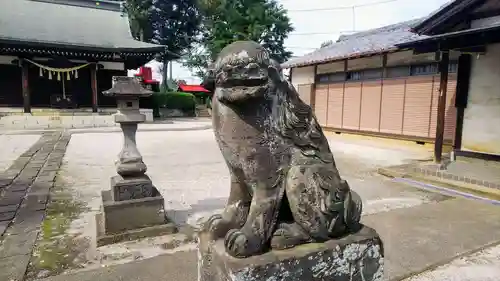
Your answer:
[95,76,176,246]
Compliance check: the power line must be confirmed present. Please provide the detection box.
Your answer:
[289,30,357,35]
[286,0,405,12]
[287,46,318,49]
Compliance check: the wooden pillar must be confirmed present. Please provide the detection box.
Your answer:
[311,65,318,110]
[434,51,450,163]
[90,63,98,112]
[453,54,472,152]
[20,59,31,113]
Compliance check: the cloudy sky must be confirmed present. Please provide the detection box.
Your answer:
[144,0,452,84]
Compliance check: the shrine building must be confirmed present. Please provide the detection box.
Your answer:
[0,0,163,128]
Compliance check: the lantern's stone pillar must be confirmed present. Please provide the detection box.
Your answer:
[95,76,176,246]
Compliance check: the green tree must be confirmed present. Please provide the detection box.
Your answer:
[183,0,294,78]
[123,0,201,85]
[122,0,154,41]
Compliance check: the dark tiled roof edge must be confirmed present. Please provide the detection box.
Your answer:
[282,18,428,69]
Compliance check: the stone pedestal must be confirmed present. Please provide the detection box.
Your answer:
[198,226,384,281]
[110,175,157,201]
[96,189,176,246]
[96,76,177,246]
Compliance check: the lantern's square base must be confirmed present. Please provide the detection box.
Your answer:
[111,174,157,201]
[198,226,384,281]
[96,190,176,246]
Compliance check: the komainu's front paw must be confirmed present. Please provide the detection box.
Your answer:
[271,223,311,250]
[224,229,260,258]
[203,214,230,239]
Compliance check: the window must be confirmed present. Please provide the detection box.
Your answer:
[315,72,346,83]
[410,63,438,76]
[317,74,330,83]
[347,71,362,81]
[329,72,346,82]
[449,61,458,73]
[362,68,383,80]
[386,66,409,78]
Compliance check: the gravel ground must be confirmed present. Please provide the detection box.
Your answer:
[0,134,41,172]
[52,130,443,273]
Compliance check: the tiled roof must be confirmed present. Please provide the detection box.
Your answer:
[282,18,428,69]
[414,0,458,31]
[179,84,211,93]
[0,0,164,52]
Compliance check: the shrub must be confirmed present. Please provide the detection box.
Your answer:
[152,91,196,117]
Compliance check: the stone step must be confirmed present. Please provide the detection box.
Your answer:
[196,109,211,117]
[0,109,154,129]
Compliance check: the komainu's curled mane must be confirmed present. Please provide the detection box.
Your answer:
[273,68,334,164]
[202,41,362,258]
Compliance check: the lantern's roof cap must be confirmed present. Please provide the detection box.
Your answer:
[103,76,153,97]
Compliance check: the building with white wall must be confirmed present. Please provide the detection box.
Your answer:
[398,0,500,160]
[283,19,460,150]
[284,0,500,161]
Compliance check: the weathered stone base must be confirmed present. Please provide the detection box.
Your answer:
[198,226,384,281]
[96,190,177,246]
[110,175,156,201]
[96,220,177,247]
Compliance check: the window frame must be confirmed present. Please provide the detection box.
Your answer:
[313,60,458,84]
[410,63,439,76]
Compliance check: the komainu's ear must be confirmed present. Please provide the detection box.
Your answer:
[268,64,285,85]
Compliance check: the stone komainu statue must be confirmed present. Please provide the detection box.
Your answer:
[202,41,363,258]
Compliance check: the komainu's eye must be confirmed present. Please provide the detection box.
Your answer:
[245,63,260,76]
[245,63,259,69]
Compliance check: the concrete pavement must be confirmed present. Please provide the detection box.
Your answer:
[363,198,500,281]
[0,134,41,172]
[2,124,498,280]
[37,250,198,281]
[406,244,500,281]
[37,197,500,281]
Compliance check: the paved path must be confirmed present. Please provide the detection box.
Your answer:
[0,132,71,281]
[32,130,447,275]
[37,197,500,281]
[406,244,500,281]
[5,127,499,280]
[363,198,500,281]
[0,134,41,172]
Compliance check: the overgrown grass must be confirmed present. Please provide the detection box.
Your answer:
[26,177,89,280]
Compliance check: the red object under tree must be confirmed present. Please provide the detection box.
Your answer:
[178,84,210,93]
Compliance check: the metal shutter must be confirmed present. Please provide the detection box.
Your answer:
[380,79,406,134]
[314,85,329,126]
[359,81,382,132]
[428,75,440,138]
[327,83,344,128]
[444,76,458,141]
[297,84,313,105]
[428,76,457,141]
[403,77,434,137]
[342,82,362,130]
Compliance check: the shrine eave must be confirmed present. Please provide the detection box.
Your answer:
[0,39,163,60]
[0,0,165,61]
